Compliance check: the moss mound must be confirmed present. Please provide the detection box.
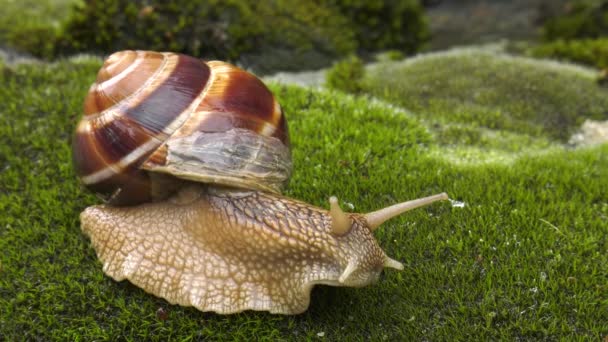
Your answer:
[1,53,606,339]
[325,55,366,94]
[362,49,608,144]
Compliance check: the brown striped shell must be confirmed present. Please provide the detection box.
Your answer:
[73,51,291,205]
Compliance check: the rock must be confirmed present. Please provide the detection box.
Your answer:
[569,120,608,146]
[0,47,39,65]
[263,69,327,88]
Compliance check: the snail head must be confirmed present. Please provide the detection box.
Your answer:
[326,193,449,286]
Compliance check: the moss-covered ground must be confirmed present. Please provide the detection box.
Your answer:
[0,0,77,58]
[363,48,608,165]
[1,51,607,340]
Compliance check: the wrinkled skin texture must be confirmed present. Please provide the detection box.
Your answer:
[80,185,390,314]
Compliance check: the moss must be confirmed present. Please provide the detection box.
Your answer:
[385,50,406,61]
[542,0,608,41]
[0,52,606,339]
[0,0,428,72]
[526,1,608,71]
[362,49,608,143]
[0,0,77,58]
[54,0,358,72]
[529,38,608,69]
[325,55,365,94]
[322,0,429,53]
[235,1,357,73]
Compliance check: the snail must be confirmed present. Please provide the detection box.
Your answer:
[73,50,449,315]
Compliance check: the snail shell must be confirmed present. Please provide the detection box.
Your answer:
[73,51,291,205]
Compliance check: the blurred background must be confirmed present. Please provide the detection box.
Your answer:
[0,0,606,75]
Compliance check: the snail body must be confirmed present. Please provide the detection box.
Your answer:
[74,51,448,314]
[82,186,390,314]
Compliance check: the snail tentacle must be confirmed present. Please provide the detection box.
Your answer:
[365,193,449,230]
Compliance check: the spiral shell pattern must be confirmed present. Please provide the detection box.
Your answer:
[73,51,290,205]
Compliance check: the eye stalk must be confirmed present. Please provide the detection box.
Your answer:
[329,196,352,236]
[364,192,449,230]
[329,192,449,236]
[384,257,404,270]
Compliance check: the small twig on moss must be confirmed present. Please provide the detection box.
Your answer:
[539,218,565,236]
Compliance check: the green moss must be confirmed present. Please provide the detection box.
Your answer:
[325,55,365,94]
[322,0,429,53]
[0,53,606,339]
[54,0,358,72]
[542,0,608,41]
[529,38,608,69]
[0,0,428,72]
[362,49,608,143]
[0,0,77,58]
[370,49,408,64]
[513,1,608,72]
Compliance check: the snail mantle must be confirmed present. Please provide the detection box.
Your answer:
[74,50,449,315]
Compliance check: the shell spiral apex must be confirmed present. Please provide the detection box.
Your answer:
[74,50,449,315]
